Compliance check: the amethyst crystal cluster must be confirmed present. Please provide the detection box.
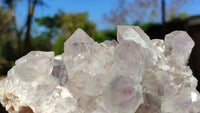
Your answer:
[0,25,199,113]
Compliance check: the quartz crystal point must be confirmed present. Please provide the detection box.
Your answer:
[164,31,195,64]
[63,28,95,80]
[117,25,150,46]
[0,26,199,113]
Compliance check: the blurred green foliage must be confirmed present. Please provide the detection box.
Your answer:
[0,7,18,76]
[53,36,66,55]
[36,12,96,37]
[32,36,52,51]
[93,30,117,42]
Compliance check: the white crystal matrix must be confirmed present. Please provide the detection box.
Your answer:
[0,25,199,113]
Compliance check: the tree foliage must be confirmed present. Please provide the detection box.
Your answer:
[36,12,96,37]
[0,7,17,76]
[53,36,66,55]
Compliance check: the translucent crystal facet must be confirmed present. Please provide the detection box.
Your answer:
[15,51,54,82]
[117,25,150,45]
[164,31,194,64]
[0,26,199,113]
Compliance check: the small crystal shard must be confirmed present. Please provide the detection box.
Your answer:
[0,26,199,113]
[52,58,68,86]
[63,28,94,80]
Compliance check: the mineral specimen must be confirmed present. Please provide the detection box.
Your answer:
[0,26,199,113]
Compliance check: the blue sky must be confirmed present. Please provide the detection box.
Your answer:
[14,0,200,30]
[15,0,118,30]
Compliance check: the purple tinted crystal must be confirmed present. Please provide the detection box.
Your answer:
[52,59,68,86]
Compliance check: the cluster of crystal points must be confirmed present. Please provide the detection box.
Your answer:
[0,25,200,113]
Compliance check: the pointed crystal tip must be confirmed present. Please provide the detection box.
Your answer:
[117,25,150,45]
[164,31,194,64]
[64,28,94,46]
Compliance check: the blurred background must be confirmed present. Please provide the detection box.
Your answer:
[0,0,200,112]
